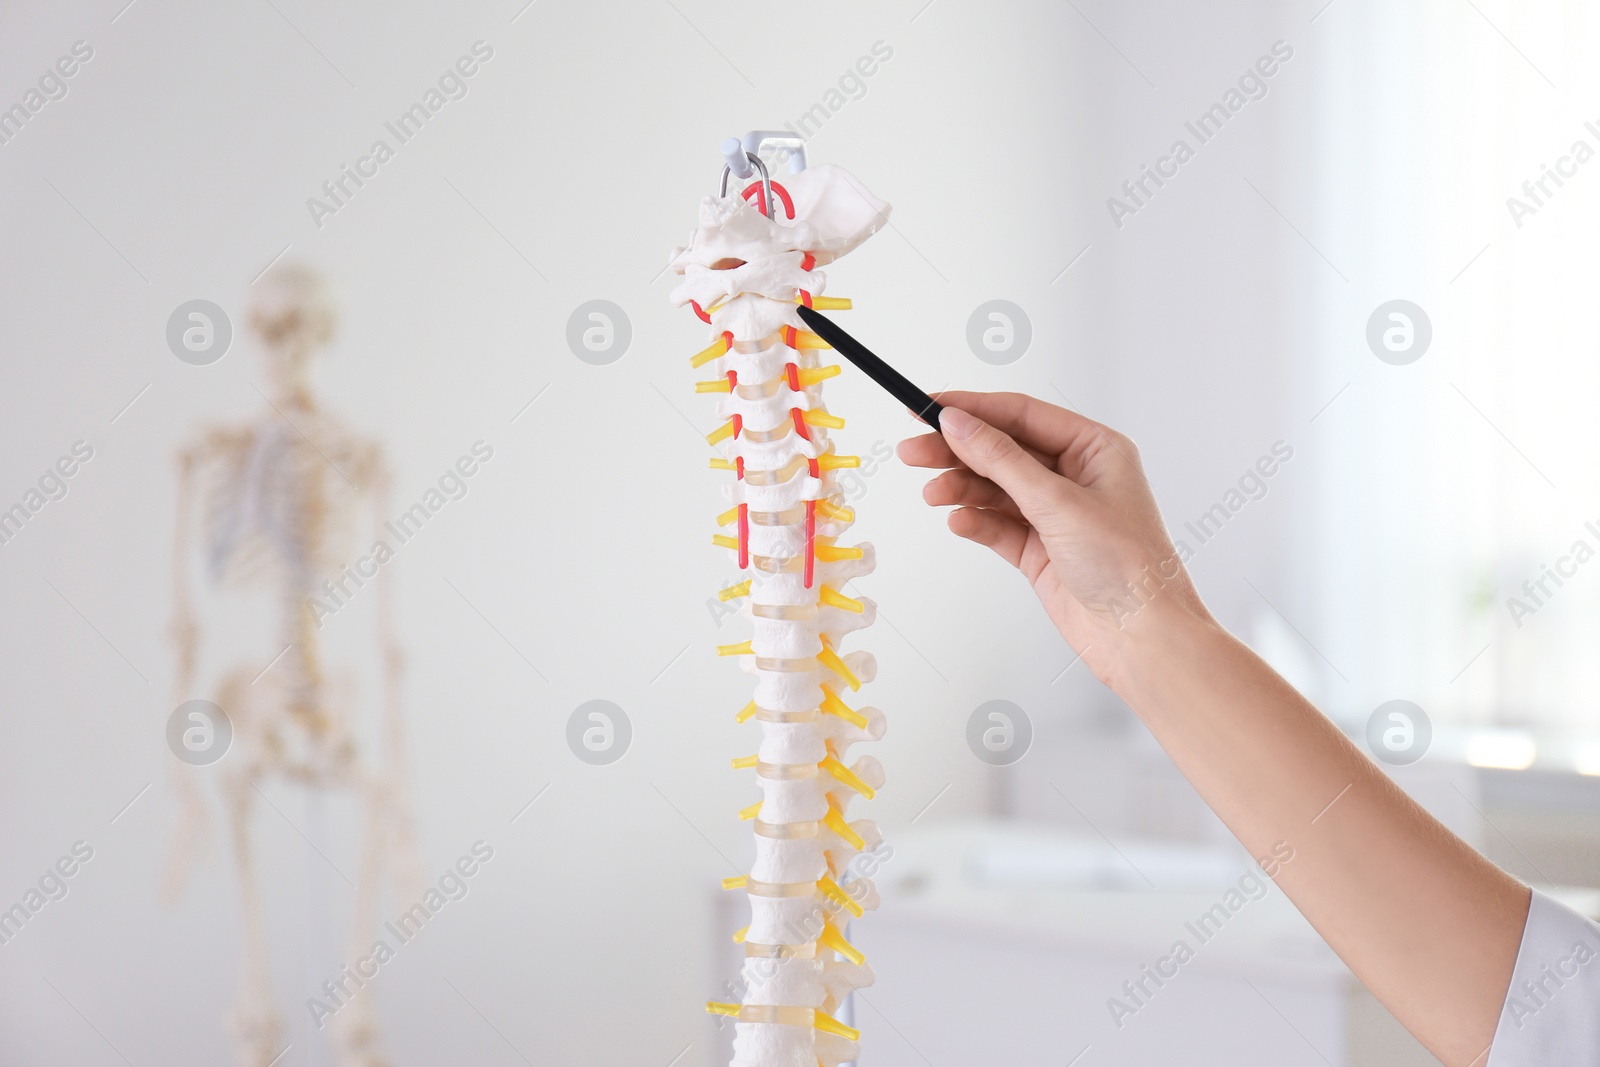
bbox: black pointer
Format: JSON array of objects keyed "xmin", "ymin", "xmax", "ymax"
[{"xmin": 795, "ymin": 305, "xmax": 943, "ymax": 432}]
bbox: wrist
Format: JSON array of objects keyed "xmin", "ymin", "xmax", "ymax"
[{"xmin": 1093, "ymin": 590, "xmax": 1223, "ymax": 700}]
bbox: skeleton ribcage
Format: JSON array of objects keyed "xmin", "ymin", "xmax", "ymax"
[{"xmin": 200, "ymin": 421, "xmax": 359, "ymax": 591}]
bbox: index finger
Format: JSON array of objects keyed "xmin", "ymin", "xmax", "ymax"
[
  {"xmin": 930, "ymin": 391, "xmax": 1107, "ymax": 451},
  {"xmin": 930, "ymin": 390, "xmax": 1118, "ymax": 481},
  {"xmin": 897, "ymin": 426, "xmax": 1055, "ymax": 471}
]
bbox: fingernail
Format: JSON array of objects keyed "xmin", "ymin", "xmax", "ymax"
[{"xmin": 941, "ymin": 406, "xmax": 978, "ymax": 440}]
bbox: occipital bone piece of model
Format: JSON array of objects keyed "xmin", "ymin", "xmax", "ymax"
[{"xmin": 670, "ymin": 162, "xmax": 891, "ymax": 1067}]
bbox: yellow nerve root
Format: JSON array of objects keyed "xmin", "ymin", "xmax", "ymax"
[
  {"xmin": 718, "ymin": 640, "xmax": 753, "ymax": 657},
  {"xmin": 797, "ymin": 364, "xmax": 842, "ymax": 386},
  {"xmin": 821, "ymin": 686, "xmax": 868, "ymax": 729},
  {"xmin": 818, "ymin": 876, "xmax": 865, "ymax": 918},
  {"xmin": 819, "ymin": 585, "xmax": 864, "ymax": 613},
  {"xmin": 690, "ymin": 335, "xmax": 732, "ymax": 368},
  {"xmin": 817, "ymin": 642, "xmax": 861, "ymax": 691},
  {"xmin": 821, "ymin": 756, "xmax": 875, "ymax": 800},
  {"xmin": 820, "ymin": 920, "xmax": 866, "ymax": 966},
  {"xmin": 719, "ymin": 580, "xmax": 752, "ymax": 601},
  {"xmin": 824, "ymin": 802, "xmax": 865, "ymax": 850},
  {"xmin": 791, "ymin": 330, "xmax": 832, "ymax": 351},
  {"xmin": 815, "ymin": 498, "xmax": 854, "ymax": 523}
]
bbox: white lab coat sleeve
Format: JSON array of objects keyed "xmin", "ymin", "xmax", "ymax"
[{"xmin": 1486, "ymin": 889, "xmax": 1600, "ymax": 1066}]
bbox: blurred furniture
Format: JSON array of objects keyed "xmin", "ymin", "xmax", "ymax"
[{"xmin": 843, "ymin": 820, "xmax": 1435, "ymax": 1066}]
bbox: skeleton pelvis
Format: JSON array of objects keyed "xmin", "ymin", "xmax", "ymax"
[{"xmin": 215, "ymin": 661, "xmax": 363, "ymax": 786}]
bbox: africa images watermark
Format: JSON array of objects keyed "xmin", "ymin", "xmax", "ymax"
[
  {"xmin": 771, "ymin": 40, "xmax": 895, "ymax": 160},
  {"xmin": 1503, "ymin": 930, "xmax": 1599, "ymax": 1033},
  {"xmin": 0, "ymin": 39, "xmax": 95, "ymax": 147},
  {"xmin": 1503, "ymin": 518, "xmax": 1600, "ymax": 628},
  {"xmin": 0, "ymin": 841, "xmax": 95, "ymax": 947},
  {"xmin": 0, "ymin": 439, "xmax": 95, "ymax": 547},
  {"xmin": 1106, "ymin": 39, "xmax": 1295, "ymax": 229},
  {"xmin": 309, "ymin": 441, "xmax": 494, "ymax": 627},
  {"xmin": 1104, "ymin": 441, "xmax": 1294, "ymax": 627},
  {"xmin": 306, "ymin": 40, "xmax": 494, "ymax": 229},
  {"xmin": 1106, "ymin": 840, "xmax": 1295, "ymax": 1029},
  {"xmin": 307, "ymin": 840, "xmax": 495, "ymax": 1029},
  {"xmin": 1505, "ymin": 119, "xmax": 1600, "ymax": 228}
]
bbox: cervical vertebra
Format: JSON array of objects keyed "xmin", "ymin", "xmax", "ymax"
[{"xmin": 670, "ymin": 162, "xmax": 890, "ymax": 1067}]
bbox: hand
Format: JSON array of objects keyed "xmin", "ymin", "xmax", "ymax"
[{"xmin": 899, "ymin": 391, "xmax": 1211, "ymax": 680}]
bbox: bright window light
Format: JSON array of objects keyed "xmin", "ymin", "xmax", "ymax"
[{"xmin": 1573, "ymin": 742, "xmax": 1600, "ymax": 777}]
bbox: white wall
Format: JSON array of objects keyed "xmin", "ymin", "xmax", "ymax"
[
  {"xmin": 0, "ymin": 2, "xmax": 1098, "ymax": 1063},
  {"xmin": 4, "ymin": 1, "xmax": 1580, "ymax": 1065}
]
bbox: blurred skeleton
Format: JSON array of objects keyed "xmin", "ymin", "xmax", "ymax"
[{"xmin": 167, "ymin": 264, "xmax": 421, "ymax": 1067}]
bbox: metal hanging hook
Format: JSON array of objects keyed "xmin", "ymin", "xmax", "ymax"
[{"xmin": 719, "ymin": 150, "xmax": 775, "ymax": 219}]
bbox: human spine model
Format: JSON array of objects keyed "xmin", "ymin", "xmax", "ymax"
[{"xmin": 670, "ymin": 159, "xmax": 891, "ymax": 1066}]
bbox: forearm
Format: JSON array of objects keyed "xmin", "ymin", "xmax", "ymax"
[{"xmin": 1102, "ymin": 601, "xmax": 1528, "ymax": 1066}]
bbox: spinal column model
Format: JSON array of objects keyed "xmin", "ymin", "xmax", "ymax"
[
  {"xmin": 167, "ymin": 264, "xmax": 421, "ymax": 1067},
  {"xmin": 670, "ymin": 159, "xmax": 891, "ymax": 1067}
]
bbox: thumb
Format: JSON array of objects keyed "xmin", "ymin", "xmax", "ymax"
[{"xmin": 938, "ymin": 406, "xmax": 1066, "ymax": 519}]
